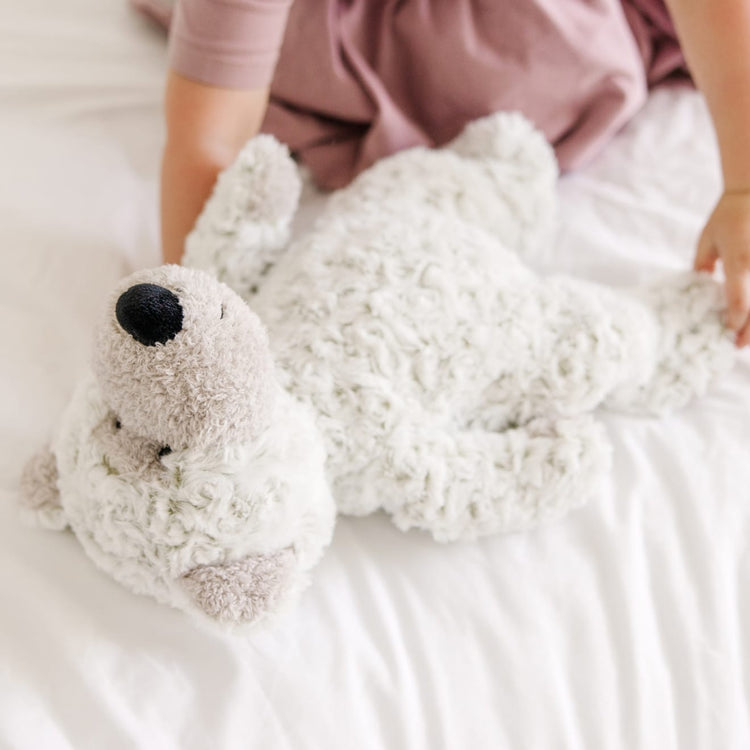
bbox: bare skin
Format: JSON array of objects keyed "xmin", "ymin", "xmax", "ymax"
[
  {"xmin": 665, "ymin": 0, "xmax": 750, "ymax": 346},
  {"xmin": 160, "ymin": 2, "xmax": 750, "ymax": 346},
  {"xmin": 161, "ymin": 71, "xmax": 269, "ymax": 264}
]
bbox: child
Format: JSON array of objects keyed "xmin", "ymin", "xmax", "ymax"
[{"xmin": 151, "ymin": 0, "xmax": 750, "ymax": 347}]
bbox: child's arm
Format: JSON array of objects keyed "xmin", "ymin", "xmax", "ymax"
[
  {"xmin": 160, "ymin": 0, "xmax": 293, "ymax": 263},
  {"xmin": 160, "ymin": 71, "xmax": 269, "ymax": 264},
  {"xmin": 666, "ymin": 0, "xmax": 750, "ymax": 346}
]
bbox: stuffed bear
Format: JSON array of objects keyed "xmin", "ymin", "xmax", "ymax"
[
  {"xmin": 184, "ymin": 112, "xmax": 735, "ymax": 541},
  {"xmin": 20, "ymin": 265, "xmax": 336, "ymax": 628},
  {"xmin": 20, "ymin": 112, "xmax": 735, "ymax": 627}
]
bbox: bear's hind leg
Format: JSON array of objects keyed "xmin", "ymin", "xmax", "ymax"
[
  {"xmin": 605, "ymin": 273, "xmax": 735, "ymax": 415},
  {"xmin": 362, "ymin": 415, "xmax": 611, "ymax": 542}
]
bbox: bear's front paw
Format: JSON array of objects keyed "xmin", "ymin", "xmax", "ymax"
[
  {"xmin": 183, "ymin": 135, "xmax": 301, "ymax": 298},
  {"xmin": 180, "ymin": 548, "xmax": 297, "ymax": 626}
]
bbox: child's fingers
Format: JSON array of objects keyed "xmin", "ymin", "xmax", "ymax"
[
  {"xmin": 736, "ymin": 317, "xmax": 750, "ymax": 347},
  {"xmin": 723, "ymin": 266, "xmax": 750, "ymax": 333},
  {"xmin": 694, "ymin": 229, "xmax": 718, "ymax": 272}
]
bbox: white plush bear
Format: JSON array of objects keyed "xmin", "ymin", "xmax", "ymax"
[
  {"xmin": 21, "ymin": 265, "xmax": 336, "ymax": 628},
  {"xmin": 185, "ymin": 112, "xmax": 735, "ymax": 541},
  {"xmin": 20, "ymin": 112, "xmax": 735, "ymax": 628}
]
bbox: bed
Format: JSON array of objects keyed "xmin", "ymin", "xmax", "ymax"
[{"xmin": 2, "ymin": 1, "xmax": 749, "ymax": 748}]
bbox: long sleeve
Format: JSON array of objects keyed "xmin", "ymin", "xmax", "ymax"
[{"xmin": 168, "ymin": 0, "xmax": 294, "ymax": 89}]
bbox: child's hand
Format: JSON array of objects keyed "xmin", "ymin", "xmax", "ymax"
[{"xmin": 694, "ymin": 190, "xmax": 750, "ymax": 347}]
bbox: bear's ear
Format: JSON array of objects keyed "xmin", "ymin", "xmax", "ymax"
[{"xmin": 19, "ymin": 445, "xmax": 68, "ymax": 531}]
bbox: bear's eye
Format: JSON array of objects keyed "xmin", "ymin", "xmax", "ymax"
[
  {"xmin": 114, "ymin": 418, "xmax": 122, "ymax": 430},
  {"xmin": 220, "ymin": 303, "xmax": 225, "ymax": 320},
  {"xmin": 158, "ymin": 445, "xmax": 172, "ymax": 459}
]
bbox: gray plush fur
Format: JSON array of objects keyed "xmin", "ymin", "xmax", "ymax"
[
  {"xmin": 94, "ymin": 265, "xmax": 276, "ymax": 452},
  {"xmin": 181, "ymin": 549, "xmax": 296, "ymax": 626},
  {"xmin": 19, "ymin": 445, "xmax": 66, "ymax": 530}
]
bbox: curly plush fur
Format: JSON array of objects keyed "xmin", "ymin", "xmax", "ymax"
[
  {"xmin": 185, "ymin": 112, "xmax": 735, "ymax": 541},
  {"xmin": 21, "ymin": 112, "xmax": 735, "ymax": 627}
]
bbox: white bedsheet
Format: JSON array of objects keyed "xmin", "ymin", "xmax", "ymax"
[{"xmin": 2, "ymin": 2, "xmax": 749, "ymax": 748}]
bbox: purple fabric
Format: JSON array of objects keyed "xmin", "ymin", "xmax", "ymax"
[
  {"xmin": 622, "ymin": 0, "xmax": 686, "ymax": 85},
  {"xmin": 168, "ymin": 0, "xmax": 293, "ymax": 90},
  {"xmin": 152, "ymin": 0, "xmax": 688, "ymax": 189}
]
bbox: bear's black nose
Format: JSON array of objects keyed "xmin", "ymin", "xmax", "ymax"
[{"xmin": 115, "ymin": 283, "xmax": 183, "ymax": 347}]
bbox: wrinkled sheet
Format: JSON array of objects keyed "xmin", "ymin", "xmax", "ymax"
[{"xmin": 1, "ymin": 2, "xmax": 749, "ymax": 749}]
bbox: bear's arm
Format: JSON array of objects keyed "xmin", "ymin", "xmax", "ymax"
[
  {"xmin": 183, "ymin": 136, "xmax": 301, "ymax": 300},
  {"xmin": 180, "ymin": 548, "xmax": 296, "ymax": 626}
]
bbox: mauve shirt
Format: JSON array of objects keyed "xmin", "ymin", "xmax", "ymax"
[{"xmin": 167, "ymin": 0, "xmax": 687, "ymax": 189}]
